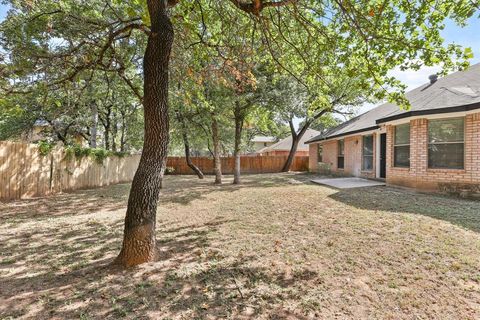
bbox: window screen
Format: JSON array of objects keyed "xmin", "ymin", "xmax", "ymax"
[
  {"xmin": 428, "ymin": 118, "xmax": 464, "ymax": 169},
  {"xmin": 394, "ymin": 124, "xmax": 410, "ymax": 167},
  {"xmin": 362, "ymin": 135, "xmax": 374, "ymax": 171}
]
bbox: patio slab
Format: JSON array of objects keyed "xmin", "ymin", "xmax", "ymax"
[{"xmin": 311, "ymin": 177, "xmax": 386, "ymax": 189}]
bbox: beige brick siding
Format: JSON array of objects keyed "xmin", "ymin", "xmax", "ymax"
[
  {"xmin": 309, "ymin": 133, "xmax": 377, "ymax": 178},
  {"xmin": 387, "ymin": 112, "xmax": 480, "ymax": 191},
  {"xmin": 308, "ymin": 143, "xmax": 318, "ymax": 171}
]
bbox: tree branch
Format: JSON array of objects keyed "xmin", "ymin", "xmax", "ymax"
[{"xmin": 228, "ymin": 0, "xmax": 296, "ymax": 15}]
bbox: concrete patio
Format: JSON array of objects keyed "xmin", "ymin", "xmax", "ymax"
[{"xmin": 311, "ymin": 177, "xmax": 386, "ymax": 189}]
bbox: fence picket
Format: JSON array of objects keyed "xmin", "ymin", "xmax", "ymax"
[{"xmin": 0, "ymin": 141, "xmax": 309, "ymax": 200}]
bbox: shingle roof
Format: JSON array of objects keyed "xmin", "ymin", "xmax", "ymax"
[
  {"xmin": 258, "ymin": 129, "xmax": 320, "ymax": 153},
  {"xmin": 307, "ymin": 63, "xmax": 480, "ymax": 143}
]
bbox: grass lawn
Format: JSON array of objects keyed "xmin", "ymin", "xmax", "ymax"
[{"xmin": 1, "ymin": 173, "xmax": 480, "ymax": 319}]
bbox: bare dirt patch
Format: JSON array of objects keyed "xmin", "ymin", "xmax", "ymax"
[{"xmin": 1, "ymin": 173, "xmax": 479, "ymax": 319}]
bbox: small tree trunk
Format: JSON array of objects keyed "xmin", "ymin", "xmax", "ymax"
[
  {"xmin": 120, "ymin": 111, "xmax": 127, "ymax": 152},
  {"xmin": 159, "ymin": 158, "xmax": 167, "ymax": 189},
  {"xmin": 211, "ymin": 113, "xmax": 222, "ymax": 184},
  {"xmin": 112, "ymin": 111, "xmax": 118, "ymax": 152},
  {"xmin": 233, "ymin": 102, "xmax": 244, "ymax": 185},
  {"xmin": 176, "ymin": 111, "xmax": 204, "ymax": 179},
  {"xmin": 282, "ymin": 109, "xmax": 330, "ymax": 172},
  {"xmin": 282, "ymin": 120, "xmax": 308, "ymax": 172},
  {"xmin": 282, "ymin": 137, "xmax": 301, "ymax": 172},
  {"xmin": 115, "ymin": 0, "xmax": 173, "ymax": 268},
  {"xmin": 90, "ymin": 104, "xmax": 98, "ymax": 148},
  {"xmin": 101, "ymin": 106, "xmax": 112, "ymax": 150},
  {"xmin": 185, "ymin": 140, "xmax": 204, "ymax": 179}
]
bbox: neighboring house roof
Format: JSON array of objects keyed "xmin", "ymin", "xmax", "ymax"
[
  {"xmin": 258, "ymin": 129, "xmax": 320, "ymax": 153},
  {"xmin": 307, "ymin": 63, "xmax": 480, "ymax": 143},
  {"xmin": 252, "ymin": 135, "xmax": 277, "ymax": 143}
]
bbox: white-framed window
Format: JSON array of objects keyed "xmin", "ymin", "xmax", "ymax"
[
  {"xmin": 394, "ymin": 123, "xmax": 410, "ymax": 167},
  {"xmin": 362, "ymin": 135, "xmax": 374, "ymax": 171},
  {"xmin": 337, "ymin": 139, "xmax": 344, "ymax": 169},
  {"xmin": 428, "ymin": 118, "xmax": 465, "ymax": 169}
]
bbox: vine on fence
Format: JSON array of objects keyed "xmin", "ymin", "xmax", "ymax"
[
  {"xmin": 37, "ymin": 142, "xmax": 129, "ymax": 164},
  {"xmin": 38, "ymin": 140, "xmax": 55, "ymax": 156},
  {"xmin": 65, "ymin": 145, "xmax": 129, "ymax": 163}
]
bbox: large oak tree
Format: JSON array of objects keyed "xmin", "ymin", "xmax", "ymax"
[{"xmin": 1, "ymin": 0, "xmax": 477, "ymax": 267}]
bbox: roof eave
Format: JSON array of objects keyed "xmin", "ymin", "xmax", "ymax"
[
  {"xmin": 376, "ymin": 101, "xmax": 480, "ymax": 124},
  {"xmin": 306, "ymin": 125, "xmax": 380, "ymax": 144}
]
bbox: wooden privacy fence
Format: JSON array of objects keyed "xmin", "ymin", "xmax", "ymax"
[
  {"xmin": 0, "ymin": 141, "xmax": 141, "ymax": 200},
  {"xmin": 166, "ymin": 155, "xmax": 309, "ymax": 175},
  {"xmin": 0, "ymin": 141, "xmax": 309, "ymax": 200}
]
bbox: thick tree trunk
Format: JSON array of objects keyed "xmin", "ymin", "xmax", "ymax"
[
  {"xmin": 233, "ymin": 102, "xmax": 243, "ymax": 185},
  {"xmin": 176, "ymin": 111, "xmax": 204, "ymax": 179},
  {"xmin": 115, "ymin": 1, "xmax": 173, "ymax": 267},
  {"xmin": 211, "ymin": 113, "xmax": 222, "ymax": 184}
]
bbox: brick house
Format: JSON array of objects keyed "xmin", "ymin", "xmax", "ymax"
[{"xmin": 306, "ymin": 63, "xmax": 480, "ymax": 193}]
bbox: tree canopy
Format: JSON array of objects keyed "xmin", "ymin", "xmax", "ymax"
[{"xmin": 1, "ymin": 0, "xmax": 477, "ymax": 105}]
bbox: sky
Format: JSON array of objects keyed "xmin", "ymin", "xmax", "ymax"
[{"xmin": 1, "ymin": 4, "xmax": 479, "ymax": 117}]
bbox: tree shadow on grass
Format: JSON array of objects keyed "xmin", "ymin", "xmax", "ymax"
[
  {"xmin": 160, "ymin": 172, "xmax": 314, "ymax": 206},
  {"xmin": 0, "ymin": 173, "xmax": 313, "ymax": 221},
  {"xmin": 0, "ymin": 214, "xmax": 317, "ymax": 319},
  {"xmin": 131, "ymin": 257, "xmax": 318, "ymax": 319},
  {"xmin": 0, "ymin": 183, "xmax": 130, "ymax": 223},
  {"xmin": 0, "ymin": 216, "xmax": 226, "ymax": 318},
  {"xmin": 328, "ymin": 186, "xmax": 480, "ymax": 233}
]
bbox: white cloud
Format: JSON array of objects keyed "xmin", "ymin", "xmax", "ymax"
[
  {"xmin": 356, "ymin": 65, "xmax": 441, "ymax": 114},
  {"xmin": 389, "ymin": 65, "xmax": 443, "ymax": 91}
]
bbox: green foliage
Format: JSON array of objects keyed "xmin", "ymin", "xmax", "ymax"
[
  {"xmin": 64, "ymin": 145, "xmax": 129, "ymax": 163},
  {"xmin": 91, "ymin": 148, "xmax": 110, "ymax": 164},
  {"xmin": 0, "ymin": 98, "xmax": 35, "ymax": 140},
  {"xmin": 73, "ymin": 145, "xmax": 93, "ymax": 158},
  {"xmin": 0, "ymin": 2, "xmax": 145, "ymax": 149},
  {"xmin": 37, "ymin": 140, "xmax": 55, "ymax": 156}
]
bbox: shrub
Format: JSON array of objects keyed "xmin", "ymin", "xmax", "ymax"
[
  {"xmin": 74, "ymin": 145, "xmax": 92, "ymax": 158},
  {"xmin": 91, "ymin": 148, "xmax": 111, "ymax": 164},
  {"xmin": 38, "ymin": 140, "xmax": 55, "ymax": 156}
]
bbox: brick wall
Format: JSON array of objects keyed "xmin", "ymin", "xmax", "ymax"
[
  {"xmin": 308, "ymin": 112, "xmax": 480, "ymax": 196},
  {"xmin": 386, "ymin": 112, "xmax": 480, "ymax": 194},
  {"xmin": 320, "ymin": 140, "xmax": 338, "ymax": 171},
  {"xmin": 308, "ymin": 143, "xmax": 318, "ymax": 171},
  {"xmin": 309, "ymin": 133, "xmax": 377, "ymax": 178}
]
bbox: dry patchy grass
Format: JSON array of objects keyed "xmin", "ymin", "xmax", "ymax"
[{"xmin": 1, "ymin": 173, "xmax": 480, "ymax": 319}]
